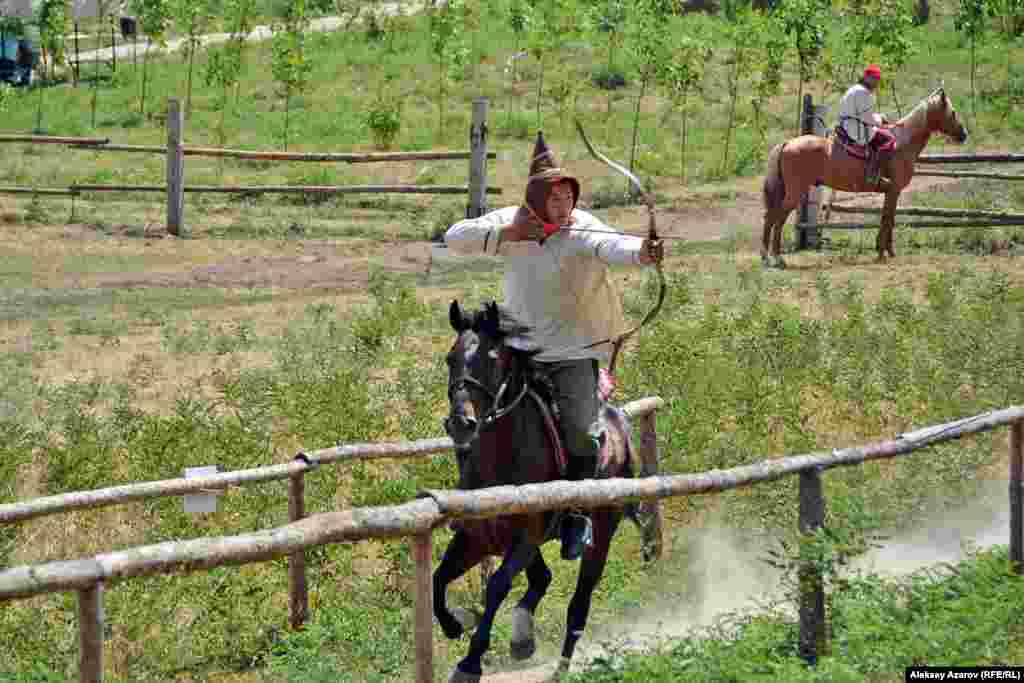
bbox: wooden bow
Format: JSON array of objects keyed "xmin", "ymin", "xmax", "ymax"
[{"xmin": 575, "ymin": 120, "xmax": 667, "ymax": 378}]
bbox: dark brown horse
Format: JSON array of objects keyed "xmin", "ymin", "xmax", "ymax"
[
  {"xmin": 762, "ymin": 87, "xmax": 968, "ymax": 267},
  {"xmin": 436, "ymin": 300, "xmax": 657, "ymax": 683}
]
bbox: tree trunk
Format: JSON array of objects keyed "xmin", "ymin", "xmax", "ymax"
[
  {"xmin": 913, "ymin": 0, "xmax": 929, "ymax": 25},
  {"xmin": 970, "ymin": 37, "xmax": 976, "ymax": 124},
  {"xmin": 284, "ymin": 88, "xmax": 291, "ymax": 151},
  {"xmin": 536, "ymin": 57, "xmax": 545, "ymax": 130},
  {"xmin": 628, "ymin": 72, "xmax": 648, "ymax": 198},
  {"xmin": 795, "ymin": 74, "xmax": 804, "ymax": 138},
  {"xmin": 680, "ymin": 87, "xmax": 688, "ymax": 183},
  {"xmin": 725, "ymin": 55, "xmax": 741, "ymax": 175},
  {"xmin": 186, "ymin": 37, "xmax": 196, "ymax": 118}
]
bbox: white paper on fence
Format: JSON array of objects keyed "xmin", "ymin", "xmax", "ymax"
[{"xmin": 183, "ymin": 465, "xmax": 220, "ymax": 514}]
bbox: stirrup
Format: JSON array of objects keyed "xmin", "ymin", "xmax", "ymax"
[{"xmin": 560, "ymin": 512, "xmax": 594, "ymax": 560}]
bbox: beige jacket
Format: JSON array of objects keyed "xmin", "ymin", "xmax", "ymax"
[{"xmin": 444, "ymin": 206, "xmax": 646, "ymax": 363}]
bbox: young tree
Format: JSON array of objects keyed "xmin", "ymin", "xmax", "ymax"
[
  {"xmin": 131, "ymin": 0, "xmax": 169, "ymax": 117},
  {"xmin": 427, "ymin": 0, "xmax": 469, "ymax": 141},
  {"xmin": 659, "ymin": 15, "xmax": 708, "ymax": 183},
  {"xmin": 720, "ymin": 8, "xmax": 758, "ymax": 175},
  {"xmin": 270, "ymin": 0, "xmax": 313, "ymax": 150},
  {"xmin": 625, "ymin": 0, "xmax": 672, "ymax": 190},
  {"xmin": 34, "ymin": 0, "xmax": 67, "ymax": 131},
  {"xmin": 170, "ymin": 0, "xmax": 214, "ymax": 118},
  {"xmin": 859, "ymin": 0, "xmax": 915, "ymax": 116},
  {"xmin": 748, "ymin": 10, "xmax": 787, "ymax": 160},
  {"xmin": 37, "ymin": 0, "xmax": 66, "ymax": 83},
  {"xmin": 955, "ymin": 0, "xmax": 990, "ymax": 123},
  {"xmin": 225, "ymin": 0, "xmax": 256, "ymax": 106},
  {"xmin": 591, "ymin": 0, "xmax": 627, "ymax": 115},
  {"xmin": 778, "ymin": 0, "xmax": 830, "ymax": 133},
  {"xmin": 524, "ymin": 0, "xmax": 581, "ymax": 131}
]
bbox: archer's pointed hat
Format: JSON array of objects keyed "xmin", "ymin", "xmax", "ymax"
[{"xmin": 525, "ymin": 131, "xmax": 579, "ymax": 221}]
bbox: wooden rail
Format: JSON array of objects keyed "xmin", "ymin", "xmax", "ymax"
[
  {"xmin": 826, "ymin": 205, "xmax": 1024, "ymax": 221},
  {"xmin": 64, "ymin": 184, "xmax": 503, "ymax": 195},
  {"xmin": 65, "ymin": 143, "xmax": 502, "ymax": 163},
  {"xmin": 917, "ymin": 153, "xmax": 1024, "ymax": 164},
  {"xmin": 1, "ymin": 404, "xmax": 1022, "ymax": 682},
  {"xmin": 914, "ymin": 170, "xmax": 1024, "ymax": 181},
  {"xmin": 0, "ymin": 97, "xmax": 500, "ymax": 230}
]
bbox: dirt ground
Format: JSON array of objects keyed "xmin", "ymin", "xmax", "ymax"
[{"xmin": 21, "ymin": 173, "xmax": 965, "ymax": 295}]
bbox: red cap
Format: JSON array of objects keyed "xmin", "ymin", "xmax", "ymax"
[{"xmin": 864, "ymin": 64, "xmax": 882, "ymax": 80}]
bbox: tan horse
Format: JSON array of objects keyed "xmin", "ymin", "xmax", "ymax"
[{"xmin": 761, "ymin": 88, "xmax": 969, "ymax": 268}]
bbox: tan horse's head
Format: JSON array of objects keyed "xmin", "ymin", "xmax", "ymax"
[{"xmin": 924, "ymin": 88, "xmax": 968, "ymax": 143}]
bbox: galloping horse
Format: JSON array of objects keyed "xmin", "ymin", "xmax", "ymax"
[
  {"xmin": 436, "ymin": 300, "xmax": 657, "ymax": 683},
  {"xmin": 761, "ymin": 87, "xmax": 969, "ymax": 267}
]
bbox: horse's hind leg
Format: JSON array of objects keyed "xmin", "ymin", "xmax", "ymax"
[
  {"xmin": 452, "ymin": 540, "xmax": 539, "ymax": 682},
  {"xmin": 556, "ymin": 508, "xmax": 624, "ymax": 676},
  {"xmin": 762, "ymin": 208, "xmax": 792, "ymax": 268},
  {"xmin": 434, "ymin": 530, "xmax": 486, "ymax": 641},
  {"xmin": 510, "ymin": 552, "xmax": 553, "ymax": 660}
]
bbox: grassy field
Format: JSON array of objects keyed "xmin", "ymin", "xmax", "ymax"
[{"xmin": 1, "ymin": 0, "xmax": 1023, "ymax": 680}]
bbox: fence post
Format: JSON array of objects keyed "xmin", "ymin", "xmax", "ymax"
[
  {"xmin": 466, "ymin": 97, "xmax": 489, "ymax": 219},
  {"xmin": 636, "ymin": 409, "xmax": 664, "ymax": 561},
  {"xmin": 166, "ymin": 98, "xmax": 185, "ymax": 237},
  {"xmin": 413, "ymin": 531, "xmax": 434, "ymax": 683},
  {"xmin": 1011, "ymin": 421, "xmax": 1023, "ymax": 574},
  {"xmin": 798, "ymin": 466, "xmax": 827, "ymax": 665},
  {"xmin": 797, "ymin": 95, "xmax": 828, "ymax": 251},
  {"xmin": 79, "ymin": 582, "xmax": 104, "ymax": 683},
  {"xmin": 289, "ymin": 472, "xmax": 309, "ymax": 629}
]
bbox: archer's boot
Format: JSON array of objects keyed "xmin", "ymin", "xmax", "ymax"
[{"xmin": 560, "ymin": 455, "xmax": 597, "ymax": 561}]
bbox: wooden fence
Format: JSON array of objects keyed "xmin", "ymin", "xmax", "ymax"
[
  {"xmin": 1, "ymin": 402, "xmax": 1022, "ymax": 682},
  {"xmin": 0, "ymin": 97, "xmax": 502, "ymax": 235},
  {"xmin": 794, "ymin": 95, "xmax": 1024, "ymax": 246}
]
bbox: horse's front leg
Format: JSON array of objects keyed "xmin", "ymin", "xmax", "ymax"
[
  {"xmin": 510, "ymin": 551, "xmax": 553, "ymax": 660},
  {"xmin": 883, "ymin": 190, "xmax": 900, "ymax": 258},
  {"xmin": 434, "ymin": 530, "xmax": 486, "ymax": 641},
  {"xmin": 556, "ymin": 508, "xmax": 623, "ymax": 678},
  {"xmin": 451, "ymin": 540, "xmax": 539, "ymax": 683}
]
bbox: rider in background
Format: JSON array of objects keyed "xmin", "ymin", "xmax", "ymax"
[
  {"xmin": 444, "ymin": 131, "xmax": 663, "ymax": 561},
  {"xmin": 837, "ymin": 64, "xmax": 896, "ymax": 187}
]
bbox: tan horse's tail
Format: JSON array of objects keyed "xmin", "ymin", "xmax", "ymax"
[{"xmin": 762, "ymin": 141, "xmax": 786, "ymax": 210}]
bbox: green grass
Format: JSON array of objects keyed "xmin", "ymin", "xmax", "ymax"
[
  {"xmin": 2, "ymin": 258, "xmax": 1024, "ymax": 679},
  {"xmin": 568, "ymin": 546, "xmax": 1024, "ymax": 682}
]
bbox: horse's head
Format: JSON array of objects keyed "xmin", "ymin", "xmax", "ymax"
[
  {"xmin": 444, "ymin": 300, "xmax": 530, "ymax": 486},
  {"xmin": 926, "ymin": 87, "xmax": 968, "ymax": 144}
]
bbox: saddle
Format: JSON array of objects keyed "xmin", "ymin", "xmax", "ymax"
[
  {"xmin": 522, "ymin": 360, "xmax": 631, "ymax": 481},
  {"xmin": 833, "ymin": 125, "xmax": 896, "ymax": 161}
]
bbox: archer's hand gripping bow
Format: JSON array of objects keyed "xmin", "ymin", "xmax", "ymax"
[{"xmin": 575, "ymin": 120, "xmax": 667, "ymax": 381}]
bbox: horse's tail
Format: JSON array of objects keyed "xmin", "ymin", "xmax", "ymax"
[{"xmin": 762, "ymin": 141, "xmax": 787, "ymax": 210}]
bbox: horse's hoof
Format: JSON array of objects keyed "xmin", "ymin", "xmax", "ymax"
[
  {"xmin": 451, "ymin": 607, "xmax": 482, "ymax": 632},
  {"xmin": 510, "ymin": 607, "xmax": 536, "ymax": 661},
  {"xmin": 548, "ymin": 656, "xmax": 572, "ymax": 681},
  {"xmin": 448, "ymin": 668, "xmax": 482, "ymax": 683}
]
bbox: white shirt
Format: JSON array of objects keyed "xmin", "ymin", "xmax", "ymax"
[
  {"xmin": 444, "ymin": 206, "xmax": 646, "ymax": 363},
  {"xmin": 837, "ymin": 83, "xmax": 881, "ymax": 145}
]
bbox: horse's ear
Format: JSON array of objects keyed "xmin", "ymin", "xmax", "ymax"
[
  {"xmin": 449, "ymin": 300, "xmax": 466, "ymax": 332},
  {"xmin": 486, "ymin": 301, "xmax": 500, "ymax": 327}
]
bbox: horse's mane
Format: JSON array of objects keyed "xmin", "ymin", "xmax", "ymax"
[
  {"xmin": 901, "ymin": 89, "xmax": 945, "ymax": 129},
  {"xmin": 471, "ymin": 303, "xmax": 538, "ymax": 352}
]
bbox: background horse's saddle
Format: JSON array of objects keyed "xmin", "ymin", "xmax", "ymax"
[{"xmin": 834, "ymin": 125, "xmax": 895, "ymax": 161}]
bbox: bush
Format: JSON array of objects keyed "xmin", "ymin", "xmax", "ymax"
[{"xmin": 365, "ymin": 95, "xmax": 402, "ymax": 149}]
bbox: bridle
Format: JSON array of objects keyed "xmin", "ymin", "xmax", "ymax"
[{"xmin": 444, "ymin": 336, "xmax": 529, "ymax": 450}]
